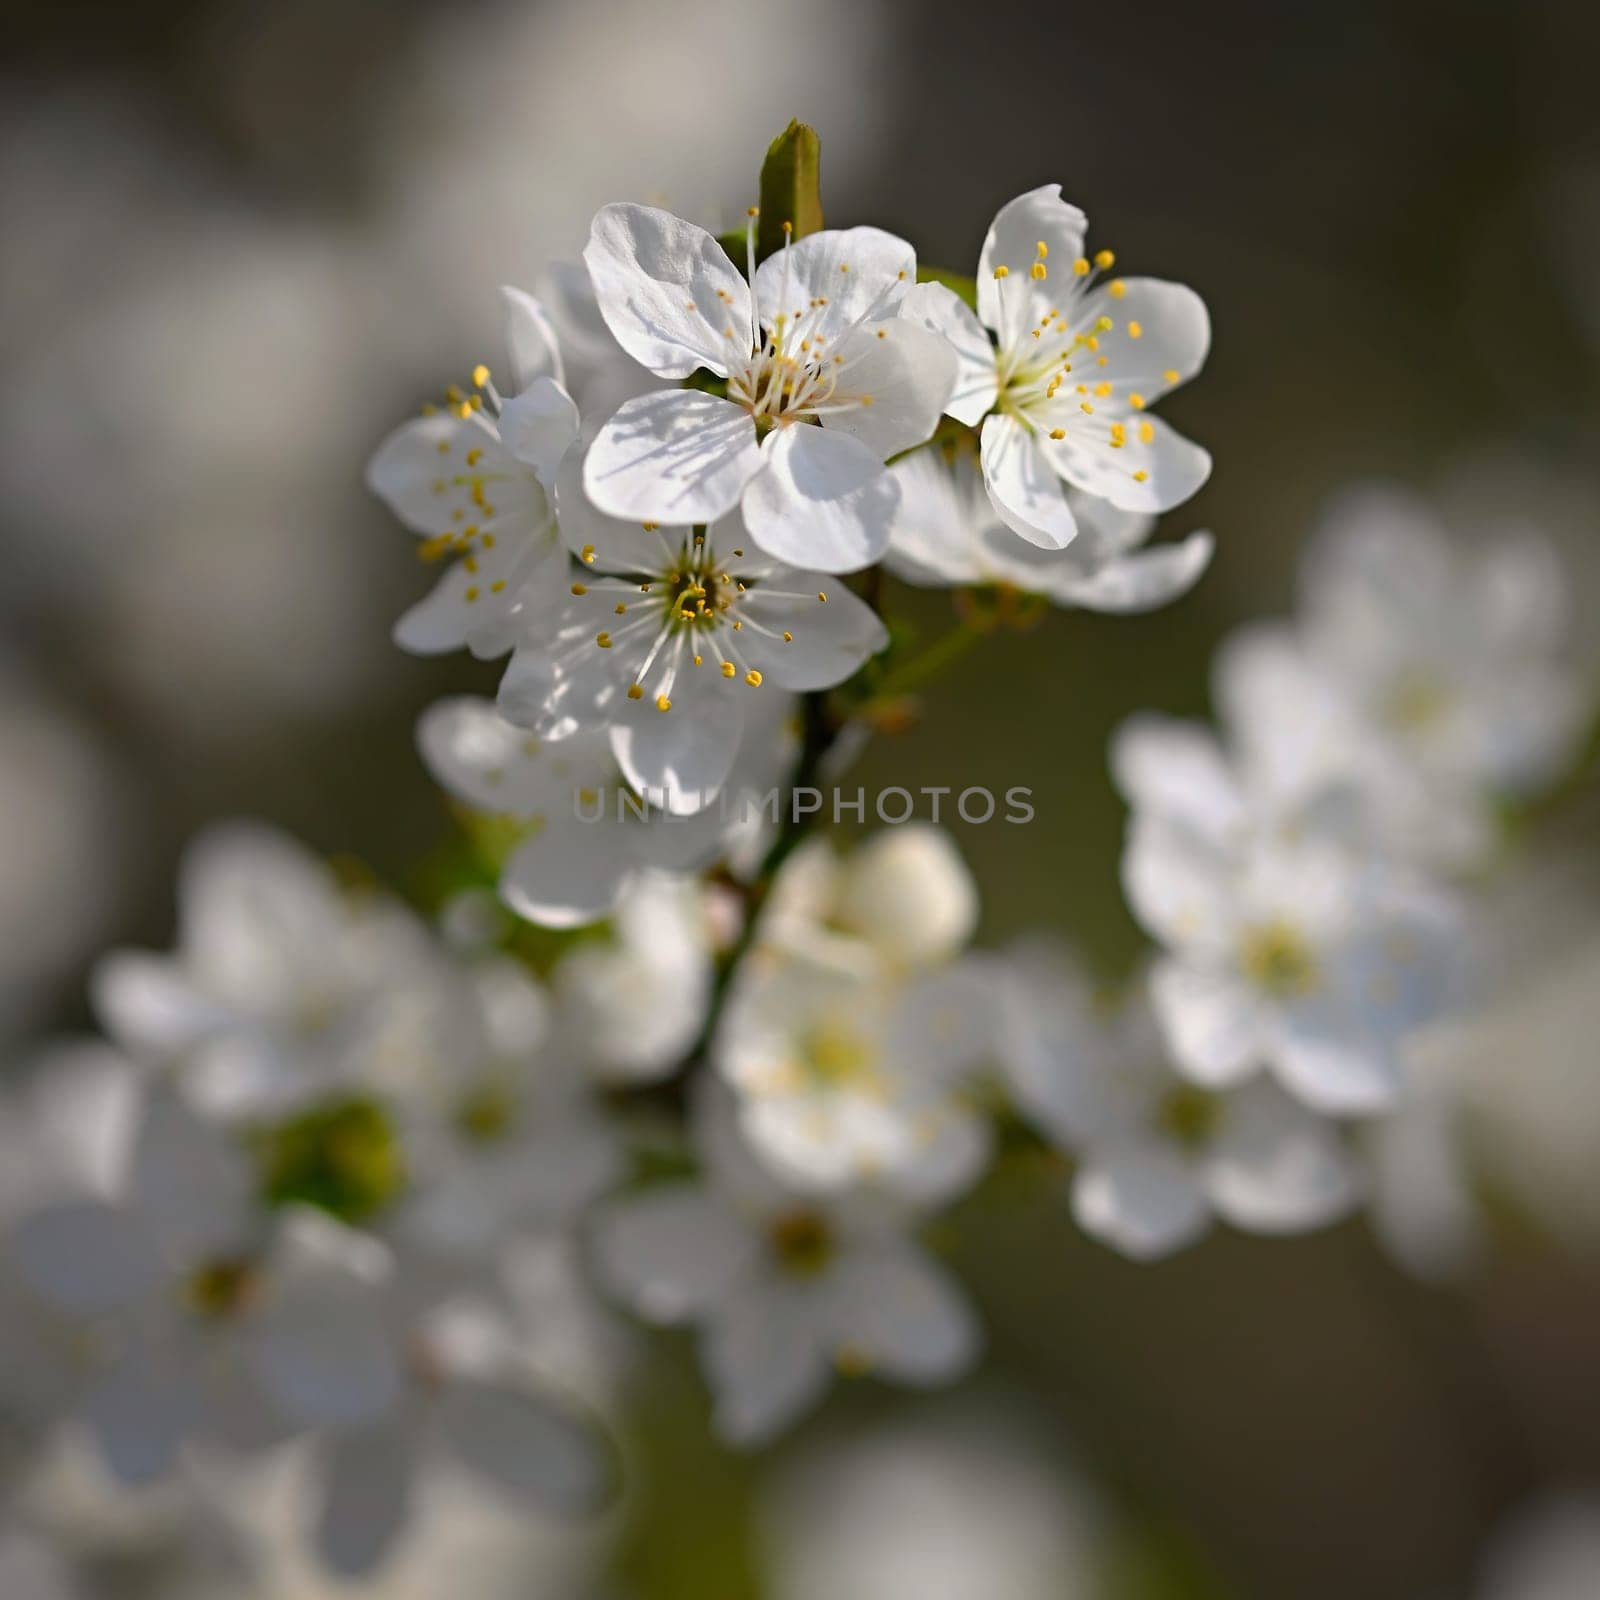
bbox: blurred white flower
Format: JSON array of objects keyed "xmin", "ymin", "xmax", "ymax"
[
  {"xmin": 1114, "ymin": 715, "xmax": 1462, "ymax": 1115},
  {"xmin": 93, "ymin": 823, "xmax": 437, "ymax": 1120},
  {"xmin": 417, "ymin": 693, "xmax": 796, "ymax": 926},
  {"xmin": 299, "ymin": 1287, "xmax": 613, "ymax": 1578},
  {"xmin": 593, "ymin": 1083, "xmax": 979, "ymax": 1446},
  {"xmin": 760, "ymin": 1398, "xmax": 1105, "ymax": 1600},
  {"xmin": 549, "ymin": 874, "xmax": 714, "ymax": 1084},
  {"xmin": 899, "ymin": 184, "xmax": 1210, "ymax": 549},
  {"xmin": 886, "ymin": 443, "xmax": 1212, "ymax": 612},
  {"xmin": 715, "ymin": 954, "xmax": 994, "ymax": 1202},
  {"xmin": 582, "ymin": 206, "xmax": 953, "ymax": 573},
  {"xmin": 498, "ymin": 450, "xmax": 884, "ymax": 814},
  {"xmin": 1000, "ymin": 944, "xmax": 1360, "ymax": 1260},
  {"xmin": 0, "ymin": 1058, "xmax": 347, "ymax": 1484},
  {"xmin": 759, "ymin": 824, "xmax": 979, "ymax": 977}
]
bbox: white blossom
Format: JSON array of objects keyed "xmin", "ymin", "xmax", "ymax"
[
  {"xmin": 582, "ymin": 205, "xmax": 956, "ymax": 572},
  {"xmin": 592, "ymin": 1084, "xmax": 979, "ymax": 1446},
  {"xmin": 887, "ymin": 442, "xmax": 1212, "ymax": 612},
  {"xmin": 1000, "ymin": 944, "xmax": 1360, "ymax": 1259},
  {"xmin": 496, "ymin": 448, "xmax": 884, "ymax": 813},
  {"xmin": 899, "ymin": 184, "xmax": 1210, "ymax": 549}
]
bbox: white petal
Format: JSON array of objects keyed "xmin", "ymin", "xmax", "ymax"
[
  {"xmin": 820, "ymin": 319, "xmax": 958, "ymax": 460},
  {"xmin": 836, "ymin": 825, "xmax": 978, "ymax": 968},
  {"xmin": 496, "ymin": 375, "xmax": 579, "ymax": 487},
  {"xmin": 1049, "ymin": 531, "xmax": 1214, "ymax": 613},
  {"xmin": 821, "ymin": 1244, "xmax": 981, "ymax": 1384},
  {"xmin": 703, "ymin": 1282, "xmax": 830, "ymax": 1447},
  {"xmin": 1071, "ymin": 1140, "xmax": 1211, "ymax": 1260},
  {"xmin": 498, "ymin": 814, "xmax": 633, "ymax": 929},
  {"xmin": 416, "ymin": 696, "xmax": 604, "ymax": 817},
  {"xmin": 496, "ymin": 616, "xmax": 623, "ymax": 740},
  {"xmin": 743, "ymin": 425, "xmax": 899, "ymax": 574},
  {"xmin": 1120, "ymin": 814, "xmax": 1241, "ymax": 957},
  {"xmin": 584, "ymin": 202, "xmax": 748, "ymax": 378},
  {"xmin": 584, "ymin": 389, "xmax": 762, "ymax": 523},
  {"xmin": 753, "ymin": 226, "xmax": 916, "ymax": 346},
  {"xmin": 978, "ymin": 185, "xmax": 1089, "ymax": 330},
  {"xmin": 1203, "ymin": 1082, "xmax": 1361, "ymax": 1233},
  {"xmin": 1110, "ymin": 714, "xmax": 1245, "ymax": 841},
  {"xmin": 129, "ymin": 1090, "xmax": 253, "ymax": 1258},
  {"xmin": 609, "ymin": 662, "xmax": 745, "ymax": 816},
  {"xmin": 314, "ymin": 1420, "xmax": 415, "ymax": 1578},
  {"xmin": 1075, "ymin": 277, "xmax": 1210, "ymax": 396},
  {"xmin": 555, "ymin": 446, "xmax": 681, "ymax": 570},
  {"xmin": 1269, "ymin": 1012, "xmax": 1404, "ymax": 1116},
  {"xmin": 394, "ymin": 522, "xmax": 562, "ymax": 661},
  {"xmin": 980, "ymin": 413, "xmax": 1077, "ymax": 550},
  {"xmin": 738, "ymin": 576, "xmax": 887, "ymax": 692},
  {"xmin": 8, "ymin": 1199, "xmax": 162, "ymax": 1317},
  {"xmin": 898, "ymin": 280, "xmax": 999, "ymax": 426},
  {"xmin": 1148, "ymin": 959, "xmax": 1265, "ymax": 1087},
  {"xmin": 83, "ymin": 1328, "xmax": 196, "ymax": 1485},
  {"xmin": 501, "ymin": 284, "xmax": 566, "ymax": 392},
  {"xmin": 1044, "ymin": 411, "xmax": 1211, "ymax": 515},
  {"xmin": 366, "ymin": 410, "xmax": 501, "ymax": 536},
  {"xmin": 91, "ymin": 953, "xmax": 232, "ymax": 1062},
  {"xmin": 885, "ymin": 448, "xmax": 987, "ymax": 587},
  {"xmin": 5, "ymin": 1039, "xmax": 141, "ymax": 1199},
  {"xmin": 250, "ymin": 1242, "xmax": 400, "ymax": 1429},
  {"xmin": 591, "ymin": 1186, "xmax": 759, "ymax": 1323},
  {"xmin": 439, "ymin": 1379, "xmax": 615, "ymax": 1513}
]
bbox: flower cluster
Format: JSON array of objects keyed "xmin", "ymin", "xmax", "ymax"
[{"xmin": 3, "ymin": 121, "xmax": 1594, "ymax": 1589}]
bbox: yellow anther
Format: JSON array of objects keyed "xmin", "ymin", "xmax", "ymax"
[
  {"xmin": 1139, "ymin": 421, "xmax": 1155, "ymax": 444},
  {"xmin": 693, "ymin": 655, "xmax": 703, "ymax": 665},
  {"xmin": 1080, "ymin": 401, "xmax": 1095, "ymax": 414},
  {"xmin": 817, "ymin": 591, "xmax": 828, "ymax": 603},
  {"xmin": 471, "ymin": 364, "xmax": 490, "ymax": 387},
  {"xmin": 1132, "ymin": 469, "xmax": 1149, "ymax": 482},
  {"xmin": 745, "ymin": 670, "xmax": 763, "ymax": 687},
  {"xmin": 1109, "ymin": 279, "xmax": 1127, "ymax": 299},
  {"xmin": 747, "ymin": 206, "xmax": 759, "ymax": 217},
  {"xmin": 642, "ymin": 521, "xmax": 659, "ymax": 531},
  {"xmin": 445, "ymin": 385, "xmax": 464, "ymax": 403},
  {"xmin": 481, "ymin": 532, "xmax": 495, "ymax": 547},
  {"xmin": 656, "ymin": 694, "xmax": 671, "ymax": 712},
  {"xmin": 782, "ymin": 219, "xmax": 793, "ymax": 234},
  {"xmin": 614, "ymin": 603, "xmax": 627, "ymax": 615},
  {"xmin": 626, "ymin": 684, "xmax": 643, "ymax": 700},
  {"xmin": 596, "ymin": 632, "xmax": 612, "ymax": 648},
  {"xmin": 1095, "ymin": 249, "xmax": 1115, "ymax": 269},
  {"xmin": 1036, "ymin": 240, "xmax": 1049, "ymax": 258},
  {"xmin": 1164, "ymin": 368, "xmax": 1180, "ymax": 383},
  {"xmin": 1049, "ymin": 428, "xmax": 1066, "ymax": 439},
  {"xmin": 466, "ymin": 448, "xmax": 483, "ymax": 465},
  {"xmin": 1095, "ymin": 381, "xmax": 1113, "ymax": 396},
  {"xmin": 454, "ymin": 402, "xmax": 472, "ymax": 420},
  {"xmin": 1129, "ymin": 392, "xmax": 1146, "ymax": 409},
  {"xmin": 581, "ymin": 544, "xmax": 596, "ymax": 564},
  {"xmin": 782, "ymin": 631, "xmax": 793, "ymax": 642},
  {"xmin": 571, "ymin": 582, "xmax": 588, "ymax": 596},
  {"xmin": 464, "ymin": 586, "xmax": 479, "ymax": 602},
  {"xmin": 463, "ymin": 555, "xmax": 479, "ymax": 573},
  {"xmin": 993, "ymin": 265, "xmax": 1010, "ymax": 279},
  {"xmin": 1127, "ymin": 321, "xmax": 1144, "ymax": 339},
  {"xmin": 721, "ymin": 661, "xmax": 736, "ymax": 678},
  {"xmin": 1030, "ymin": 262, "xmax": 1047, "ymax": 280},
  {"xmin": 490, "ymin": 580, "xmax": 506, "ymax": 593},
  {"xmin": 1096, "ymin": 315, "xmax": 1114, "ymax": 332},
  {"xmin": 876, "ymin": 328, "xmax": 887, "ymax": 339},
  {"xmin": 1072, "ymin": 257, "xmax": 1090, "ymax": 276}
]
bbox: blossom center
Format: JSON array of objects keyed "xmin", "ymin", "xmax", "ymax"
[
  {"xmin": 1240, "ymin": 920, "xmax": 1320, "ymax": 998},
  {"xmin": 1156, "ymin": 1083, "xmax": 1222, "ymax": 1147},
  {"xmin": 768, "ymin": 1209, "xmax": 834, "ymax": 1277}
]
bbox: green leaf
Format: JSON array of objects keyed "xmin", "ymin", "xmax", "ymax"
[
  {"xmin": 757, "ymin": 119, "xmax": 823, "ymax": 262},
  {"xmin": 916, "ymin": 264, "xmax": 978, "ymax": 311}
]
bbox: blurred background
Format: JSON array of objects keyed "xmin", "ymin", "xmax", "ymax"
[{"xmin": 3, "ymin": 1, "xmax": 1599, "ymax": 1595}]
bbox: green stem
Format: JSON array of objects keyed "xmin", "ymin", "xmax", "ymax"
[{"xmin": 869, "ymin": 618, "xmax": 987, "ymax": 702}]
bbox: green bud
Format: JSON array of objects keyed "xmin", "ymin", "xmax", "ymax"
[
  {"xmin": 253, "ymin": 1095, "xmax": 405, "ymax": 1226},
  {"xmin": 758, "ymin": 119, "xmax": 823, "ymax": 262}
]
